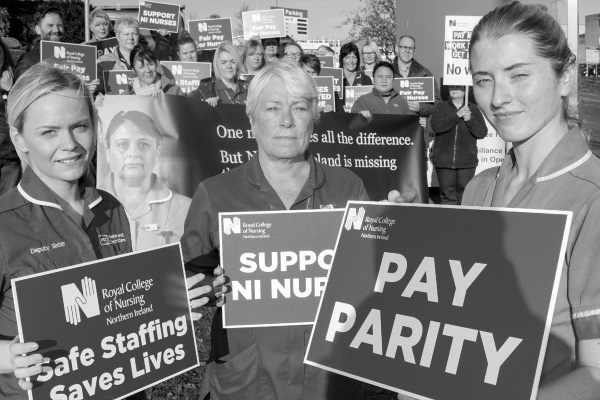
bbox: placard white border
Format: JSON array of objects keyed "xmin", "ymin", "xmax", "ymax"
[
  {"xmin": 304, "ymin": 201, "xmax": 572, "ymax": 400},
  {"xmin": 219, "ymin": 208, "xmax": 345, "ymax": 329},
  {"xmin": 12, "ymin": 242, "xmax": 200, "ymax": 400}
]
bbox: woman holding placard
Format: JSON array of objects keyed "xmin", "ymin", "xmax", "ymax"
[
  {"xmin": 394, "ymin": 1, "xmax": 600, "ymax": 399},
  {"xmin": 0, "ymin": 64, "xmax": 220, "ymax": 400}
]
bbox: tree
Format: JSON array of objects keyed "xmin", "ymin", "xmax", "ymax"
[{"xmin": 342, "ymin": 0, "xmax": 396, "ymax": 56}]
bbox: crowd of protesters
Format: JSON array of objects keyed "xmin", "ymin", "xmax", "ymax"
[{"xmin": 2, "ymin": 2, "xmax": 598, "ymax": 400}]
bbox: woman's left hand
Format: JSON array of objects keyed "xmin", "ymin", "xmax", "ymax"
[
  {"xmin": 151, "ymin": 89, "xmax": 163, "ymax": 98},
  {"xmin": 186, "ymin": 267, "xmax": 228, "ymax": 320}
]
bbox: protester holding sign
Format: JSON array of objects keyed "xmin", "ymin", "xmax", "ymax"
[
  {"xmin": 241, "ymin": 37, "xmax": 265, "ymax": 75},
  {"xmin": 360, "ymin": 40, "xmax": 383, "ymax": 71},
  {"xmin": 177, "ymin": 35, "xmax": 198, "ymax": 62},
  {"xmin": 15, "ymin": 7, "xmax": 64, "ymax": 81},
  {"xmin": 430, "ymin": 85, "xmax": 487, "ymax": 205},
  {"xmin": 339, "ymin": 42, "xmax": 372, "ymax": 109},
  {"xmin": 181, "ymin": 62, "xmax": 367, "ymax": 400},
  {"xmin": 392, "ymin": 35, "xmax": 441, "ymax": 118},
  {"xmin": 96, "ymin": 18, "xmax": 140, "ymax": 93},
  {"xmin": 189, "ymin": 41, "xmax": 246, "ymax": 106},
  {"xmin": 299, "ymin": 54, "xmax": 343, "ymax": 113},
  {"xmin": 351, "ymin": 61, "xmax": 410, "ymax": 117},
  {"xmin": 125, "ymin": 45, "xmax": 183, "ymax": 96},
  {"xmin": 0, "ymin": 65, "xmax": 219, "ymax": 400},
  {"xmin": 393, "ymin": 2, "xmax": 600, "ymax": 399}
]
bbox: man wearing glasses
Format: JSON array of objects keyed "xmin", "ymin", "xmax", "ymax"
[{"xmin": 392, "ymin": 35, "xmax": 441, "ymax": 118}]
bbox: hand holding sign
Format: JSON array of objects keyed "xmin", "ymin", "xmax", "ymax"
[
  {"xmin": 186, "ymin": 267, "xmax": 227, "ymax": 319},
  {"xmin": 7, "ymin": 337, "xmax": 43, "ymax": 391}
]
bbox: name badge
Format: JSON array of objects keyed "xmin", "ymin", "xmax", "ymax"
[{"xmin": 144, "ymin": 224, "xmax": 158, "ymax": 231}]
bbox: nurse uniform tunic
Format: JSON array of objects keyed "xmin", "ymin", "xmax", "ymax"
[
  {"xmin": 0, "ymin": 168, "xmax": 132, "ymax": 399},
  {"xmin": 462, "ymin": 129, "xmax": 600, "ymax": 384}
]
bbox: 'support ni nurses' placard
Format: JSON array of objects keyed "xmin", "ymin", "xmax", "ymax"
[
  {"xmin": 306, "ymin": 202, "xmax": 571, "ymax": 400},
  {"xmin": 40, "ymin": 41, "xmax": 97, "ymax": 82},
  {"xmin": 12, "ymin": 244, "xmax": 199, "ymax": 400},
  {"xmin": 320, "ymin": 67, "xmax": 344, "ymax": 99},
  {"xmin": 221, "ymin": 210, "xmax": 344, "ymax": 328},
  {"xmin": 138, "ymin": 0, "xmax": 180, "ymax": 33}
]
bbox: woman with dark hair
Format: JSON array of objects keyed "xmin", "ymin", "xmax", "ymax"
[
  {"xmin": 339, "ymin": 42, "xmax": 372, "ymax": 87},
  {"xmin": 282, "ymin": 41, "xmax": 303, "ymax": 63},
  {"xmin": 0, "ymin": 39, "xmax": 19, "ymax": 197},
  {"xmin": 126, "ymin": 45, "xmax": 183, "ymax": 96},
  {"xmin": 177, "ymin": 35, "xmax": 198, "ymax": 62},
  {"xmin": 98, "ymin": 110, "xmax": 191, "ymax": 251},
  {"xmin": 396, "ymin": 1, "xmax": 600, "ymax": 399},
  {"xmin": 299, "ymin": 53, "xmax": 343, "ymax": 113},
  {"xmin": 189, "ymin": 41, "xmax": 246, "ymax": 106}
]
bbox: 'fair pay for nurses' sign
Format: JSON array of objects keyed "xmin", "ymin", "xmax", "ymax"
[
  {"xmin": 138, "ymin": 0, "xmax": 180, "ymax": 33},
  {"xmin": 220, "ymin": 209, "xmax": 344, "ymax": 328},
  {"xmin": 12, "ymin": 244, "xmax": 199, "ymax": 400},
  {"xmin": 160, "ymin": 61, "xmax": 211, "ymax": 94},
  {"xmin": 41, "ymin": 41, "xmax": 97, "ymax": 82},
  {"xmin": 306, "ymin": 202, "xmax": 571, "ymax": 400},
  {"xmin": 188, "ymin": 18, "xmax": 233, "ymax": 50},
  {"xmin": 393, "ymin": 77, "xmax": 435, "ymax": 102},
  {"xmin": 242, "ymin": 9, "xmax": 286, "ymax": 40},
  {"xmin": 443, "ymin": 16, "xmax": 481, "ymax": 86}
]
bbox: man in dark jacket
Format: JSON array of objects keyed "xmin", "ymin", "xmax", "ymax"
[
  {"xmin": 392, "ymin": 35, "xmax": 441, "ymax": 117},
  {"xmin": 15, "ymin": 7, "xmax": 64, "ymax": 81},
  {"xmin": 430, "ymin": 85, "xmax": 488, "ymax": 205}
]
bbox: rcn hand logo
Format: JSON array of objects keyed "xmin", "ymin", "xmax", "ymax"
[
  {"xmin": 223, "ymin": 217, "xmax": 241, "ymax": 235},
  {"xmin": 61, "ymin": 277, "xmax": 101, "ymax": 325},
  {"xmin": 345, "ymin": 207, "xmax": 365, "ymax": 230}
]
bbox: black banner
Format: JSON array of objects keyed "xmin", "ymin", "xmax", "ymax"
[{"xmin": 97, "ymin": 97, "xmax": 427, "ymax": 202}]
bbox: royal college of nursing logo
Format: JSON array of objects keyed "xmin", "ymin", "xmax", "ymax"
[
  {"xmin": 61, "ymin": 277, "xmax": 101, "ymax": 325},
  {"xmin": 345, "ymin": 207, "xmax": 366, "ymax": 230},
  {"xmin": 198, "ymin": 22, "xmax": 208, "ymax": 32},
  {"xmin": 223, "ymin": 217, "xmax": 241, "ymax": 235}
]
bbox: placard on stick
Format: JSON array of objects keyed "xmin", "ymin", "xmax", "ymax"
[
  {"xmin": 393, "ymin": 77, "xmax": 435, "ymax": 102},
  {"xmin": 40, "ymin": 41, "xmax": 97, "ymax": 82},
  {"xmin": 443, "ymin": 15, "xmax": 481, "ymax": 86},
  {"xmin": 220, "ymin": 210, "xmax": 344, "ymax": 328},
  {"xmin": 306, "ymin": 202, "xmax": 571, "ymax": 400},
  {"xmin": 138, "ymin": 0, "xmax": 180, "ymax": 33},
  {"xmin": 13, "ymin": 244, "xmax": 199, "ymax": 400}
]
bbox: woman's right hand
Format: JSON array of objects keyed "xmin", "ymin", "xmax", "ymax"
[
  {"xmin": 94, "ymin": 93, "xmax": 105, "ymax": 109},
  {"xmin": 206, "ymin": 97, "xmax": 219, "ymax": 107},
  {"xmin": 9, "ymin": 337, "xmax": 45, "ymax": 391}
]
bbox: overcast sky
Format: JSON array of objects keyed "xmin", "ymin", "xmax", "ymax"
[{"xmin": 92, "ymin": 0, "xmax": 600, "ymax": 39}]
